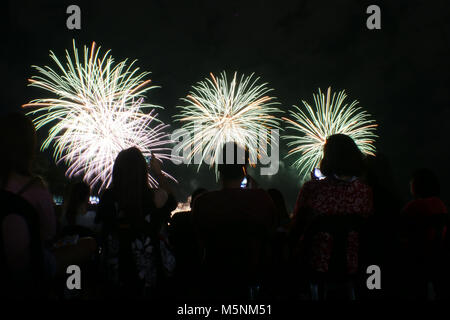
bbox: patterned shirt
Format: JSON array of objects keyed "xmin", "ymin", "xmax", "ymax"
[{"xmin": 292, "ymin": 177, "xmax": 373, "ymax": 273}]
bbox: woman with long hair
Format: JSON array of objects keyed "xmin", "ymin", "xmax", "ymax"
[
  {"xmin": 97, "ymin": 147, "xmax": 177, "ymax": 297},
  {"xmin": 289, "ymin": 134, "xmax": 373, "ymax": 299}
]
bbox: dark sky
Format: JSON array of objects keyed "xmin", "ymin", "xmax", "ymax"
[{"xmin": 5, "ymin": 0, "xmax": 450, "ymax": 211}]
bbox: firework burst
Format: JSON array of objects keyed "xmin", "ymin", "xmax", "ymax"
[
  {"xmin": 175, "ymin": 71, "xmax": 281, "ymax": 176},
  {"xmin": 23, "ymin": 41, "xmax": 175, "ymax": 190},
  {"xmin": 282, "ymin": 87, "xmax": 377, "ymax": 179}
]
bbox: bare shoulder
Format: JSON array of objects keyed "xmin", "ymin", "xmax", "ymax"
[
  {"xmin": 26, "ymin": 176, "xmax": 51, "ymax": 193},
  {"xmin": 21, "ymin": 176, "xmax": 53, "ymax": 201}
]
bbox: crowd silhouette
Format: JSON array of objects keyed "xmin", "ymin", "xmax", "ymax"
[{"xmin": 0, "ymin": 111, "xmax": 449, "ymax": 300}]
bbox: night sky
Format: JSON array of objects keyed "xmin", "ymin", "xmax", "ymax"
[{"xmin": 5, "ymin": 0, "xmax": 450, "ymax": 211}]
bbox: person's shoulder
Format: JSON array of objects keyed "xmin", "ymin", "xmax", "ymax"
[
  {"xmin": 246, "ymin": 188, "xmax": 272, "ymax": 197},
  {"xmin": 432, "ymin": 197, "xmax": 448, "ymax": 212},
  {"xmin": 196, "ymin": 190, "xmax": 223, "ymax": 200},
  {"xmin": 221, "ymin": 188, "xmax": 269, "ymax": 199},
  {"xmin": 194, "ymin": 189, "xmax": 261, "ymax": 205},
  {"xmin": 193, "ymin": 190, "xmax": 221, "ymax": 207},
  {"xmin": 23, "ymin": 176, "xmax": 52, "ymax": 199},
  {"xmin": 235, "ymin": 188, "xmax": 275, "ymax": 205},
  {"xmin": 302, "ymin": 179, "xmax": 319, "ymax": 188},
  {"xmin": 299, "ymin": 179, "xmax": 324, "ymax": 193},
  {"xmin": 402, "ymin": 198, "xmax": 416, "ymax": 208},
  {"xmin": 196, "ymin": 188, "xmax": 272, "ymax": 201},
  {"xmin": 423, "ymin": 196, "xmax": 448, "ymax": 214},
  {"xmin": 352, "ymin": 178, "xmax": 372, "ymax": 191},
  {"xmin": 25, "ymin": 176, "xmax": 48, "ymax": 192}
]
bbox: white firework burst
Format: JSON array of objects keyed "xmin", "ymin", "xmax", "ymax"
[
  {"xmin": 175, "ymin": 71, "xmax": 281, "ymax": 176},
  {"xmin": 282, "ymin": 87, "xmax": 377, "ymax": 179},
  {"xmin": 23, "ymin": 41, "xmax": 175, "ymax": 190}
]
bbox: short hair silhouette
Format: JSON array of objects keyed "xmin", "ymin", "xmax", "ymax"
[
  {"xmin": 320, "ymin": 134, "xmax": 364, "ymax": 178},
  {"xmin": 411, "ymin": 168, "xmax": 440, "ymax": 198},
  {"xmin": 217, "ymin": 142, "xmax": 248, "ymax": 180}
]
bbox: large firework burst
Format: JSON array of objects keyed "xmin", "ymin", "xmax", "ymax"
[
  {"xmin": 174, "ymin": 71, "xmax": 281, "ymax": 176},
  {"xmin": 282, "ymin": 87, "xmax": 377, "ymax": 179},
  {"xmin": 23, "ymin": 41, "xmax": 175, "ymax": 190}
]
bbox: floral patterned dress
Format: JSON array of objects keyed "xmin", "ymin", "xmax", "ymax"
[
  {"xmin": 292, "ymin": 177, "xmax": 373, "ymax": 274},
  {"xmin": 97, "ymin": 189, "xmax": 177, "ymax": 297}
]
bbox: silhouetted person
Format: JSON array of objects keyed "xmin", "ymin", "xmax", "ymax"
[
  {"xmin": 267, "ymin": 188, "xmax": 291, "ymax": 298},
  {"xmin": 289, "ymin": 134, "xmax": 373, "ymax": 300},
  {"xmin": 362, "ymin": 154, "xmax": 402, "ymax": 216},
  {"xmin": 59, "ymin": 181, "xmax": 94, "ymax": 238},
  {"xmin": 96, "ymin": 147, "xmax": 177, "ymax": 298},
  {"xmin": 192, "ymin": 142, "xmax": 277, "ymax": 299},
  {"xmin": 402, "ymin": 168, "xmax": 446, "ymax": 218},
  {"xmin": 358, "ymin": 154, "xmax": 402, "ymax": 299},
  {"xmin": 400, "ymin": 168, "xmax": 448, "ymax": 299},
  {"xmin": 169, "ymin": 187, "xmax": 207, "ymax": 298},
  {"xmin": 0, "ymin": 112, "xmax": 96, "ymax": 298},
  {"xmin": 0, "ymin": 112, "xmax": 53, "ymax": 297}
]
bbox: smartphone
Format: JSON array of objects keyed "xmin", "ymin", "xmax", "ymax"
[
  {"xmin": 53, "ymin": 195, "xmax": 63, "ymax": 206},
  {"xmin": 313, "ymin": 168, "xmax": 326, "ymax": 180},
  {"xmin": 89, "ymin": 196, "xmax": 100, "ymax": 205},
  {"xmin": 240, "ymin": 176, "xmax": 248, "ymax": 188}
]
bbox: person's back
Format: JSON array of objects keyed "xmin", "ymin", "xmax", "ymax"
[
  {"xmin": 399, "ymin": 168, "xmax": 448, "ymax": 298},
  {"xmin": 0, "ymin": 187, "xmax": 44, "ymax": 298},
  {"xmin": 402, "ymin": 168, "xmax": 448, "ymax": 245},
  {"xmin": 193, "ymin": 188, "xmax": 276, "ymax": 234},
  {"xmin": 97, "ymin": 147, "xmax": 177, "ymax": 298},
  {"xmin": 358, "ymin": 154, "xmax": 402, "ymax": 299},
  {"xmin": 169, "ymin": 188, "xmax": 206, "ymax": 298},
  {"xmin": 193, "ymin": 188, "xmax": 276, "ymax": 294},
  {"xmin": 290, "ymin": 135, "xmax": 373, "ymax": 277},
  {"xmin": 4, "ymin": 174, "xmax": 56, "ymax": 243},
  {"xmin": 191, "ymin": 143, "xmax": 277, "ymax": 298},
  {"xmin": 294, "ymin": 177, "xmax": 373, "ymax": 217},
  {"xmin": 0, "ymin": 112, "xmax": 56, "ymax": 297},
  {"xmin": 58, "ymin": 181, "xmax": 95, "ymax": 241}
]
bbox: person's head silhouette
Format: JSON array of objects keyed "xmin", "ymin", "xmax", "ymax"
[
  {"xmin": 112, "ymin": 146, "xmax": 150, "ymax": 220},
  {"xmin": 217, "ymin": 142, "xmax": 248, "ymax": 188},
  {"xmin": 320, "ymin": 134, "xmax": 364, "ymax": 179},
  {"xmin": 190, "ymin": 187, "xmax": 207, "ymax": 209}
]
